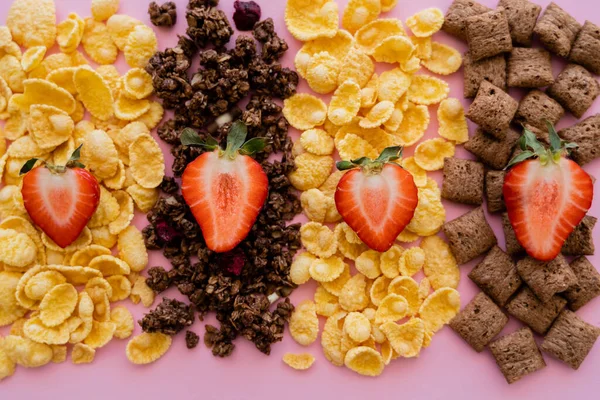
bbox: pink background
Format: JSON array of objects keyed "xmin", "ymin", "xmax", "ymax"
[{"xmin": 1, "ymin": 0, "xmax": 599, "ymax": 398}]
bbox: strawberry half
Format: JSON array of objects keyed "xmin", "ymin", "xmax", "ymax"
[
  {"xmin": 503, "ymin": 123, "xmax": 594, "ymax": 261},
  {"xmin": 20, "ymin": 145, "xmax": 101, "ymax": 248},
  {"xmin": 335, "ymin": 147, "xmax": 419, "ymax": 252},
  {"xmin": 181, "ymin": 122, "xmax": 268, "ymax": 253}
]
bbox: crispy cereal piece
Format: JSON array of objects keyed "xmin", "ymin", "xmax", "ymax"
[
  {"xmin": 309, "ymin": 256, "xmax": 345, "ymax": 283},
  {"xmin": 21, "ymin": 47, "xmax": 46, "ymax": 73},
  {"xmin": 339, "ymin": 274, "xmax": 370, "ymax": 312},
  {"xmin": 106, "ymin": 14, "xmax": 143, "ymax": 50},
  {"xmin": 0, "ymin": 229, "xmax": 37, "ymax": 268},
  {"xmin": 300, "ymin": 222, "xmax": 338, "ymax": 258},
  {"xmin": 3, "ymin": 335, "xmax": 53, "ymax": 368},
  {"xmin": 0, "ymin": 272, "xmax": 27, "ymax": 326},
  {"xmin": 83, "ymin": 320, "xmax": 116, "ymax": 349},
  {"xmin": 29, "ymin": 104, "xmax": 73, "ymax": 150},
  {"xmin": 336, "ymin": 133, "xmax": 379, "ymax": 161},
  {"xmin": 285, "ymin": 0, "xmax": 339, "ymax": 41},
  {"xmin": 419, "ymin": 287, "xmax": 461, "ymax": 334},
  {"xmin": 328, "ymin": 80, "xmax": 362, "ymax": 126},
  {"xmin": 437, "ymin": 98, "xmax": 468, "ymax": 143},
  {"xmin": 406, "ymin": 182, "xmax": 446, "ymax": 237},
  {"xmin": 355, "ymin": 250, "xmax": 382, "ymax": 279},
  {"xmin": 321, "ymin": 311, "xmax": 346, "ymax": 366},
  {"xmin": 126, "ymin": 332, "xmax": 172, "ymax": 365},
  {"xmin": 116, "ymin": 226, "xmax": 147, "ymax": 272},
  {"xmin": 290, "ymin": 252, "xmax": 316, "ymax": 285},
  {"xmin": 71, "ymin": 342, "xmax": 95, "ymax": 364},
  {"xmin": 373, "ymin": 35, "xmax": 415, "ymax": 64},
  {"xmin": 124, "ymin": 25, "xmax": 157, "ymax": 68},
  {"xmin": 6, "ymin": 0, "xmax": 56, "ymax": 48},
  {"xmin": 18, "ymin": 79, "xmax": 76, "ymax": 115},
  {"xmin": 414, "ymin": 138, "xmax": 456, "ymax": 171},
  {"xmin": 106, "ymin": 276, "xmax": 132, "ymax": 302},
  {"xmin": 290, "ymin": 300, "xmax": 319, "ymax": 346},
  {"xmin": 370, "ymin": 276, "xmax": 392, "ymax": 306},
  {"xmin": 295, "ymin": 30, "xmax": 354, "ymax": 78},
  {"xmin": 342, "ymin": 0, "xmax": 381, "ymax": 34},
  {"xmin": 380, "ymin": 245, "xmax": 402, "ymax": 279},
  {"xmin": 282, "ymin": 353, "xmax": 315, "ymax": 370},
  {"xmin": 378, "ymin": 68, "xmax": 412, "ymax": 104},
  {"xmin": 129, "ymin": 135, "xmax": 164, "ymax": 189},
  {"xmin": 306, "ymin": 51, "xmax": 341, "ymax": 94},
  {"xmin": 360, "ymin": 101, "xmax": 395, "ymax": 128},
  {"xmin": 344, "ymin": 346, "xmax": 384, "ymax": 376},
  {"xmin": 283, "ymin": 93, "xmax": 328, "ymax": 130},
  {"xmin": 338, "ymin": 49, "xmax": 375, "ymax": 89},
  {"xmin": 408, "ymin": 75, "xmax": 450, "ymax": 106},
  {"xmin": 422, "ymin": 42, "xmax": 462, "ymax": 75},
  {"xmin": 381, "ymin": 318, "xmax": 425, "ymax": 357},
  {"xmin": 82, "ymin": 18, "xmax": 117, "ymax": 65},
  {"xmin": 130, "ymin": 275, "xmax": 155, "ymax": 307},
  {"xmin": 400, "ymin": 157, "xmax": 427, "ymax": 188},
  {"xmin": 388, "ymin": 276, "xmax": 420, "ymax": 315},
  {"xmin": 23, "ymin": 315, "xmax": 71, "ymax": 345},
  {"xmin": 322, "ymin": 262, "xmax": 352, "ymax": 297},
  {"xmin": 355, "ymin": 19, "xmax": 406, "ymax": 55},
  {"xmin": 314, "ymin": 285, "xmax": 339, "ymax": 317},
  {"xmin": 420, "ymin": 236, "xmax": 459, "ymax": 289},
  {"xmin": 344, "ymin": 312, "xmax": 372, "ymax": 343},
  {"xmin": 39, "ymin": 283, "xmax": 78, "ymax": 327},
  {"xmin": 289, "ymin": 153, "xmax": 334, "ymax": 191},
  {"xmin": 398, "ymin": 247, "xmax": 426, "ymax": 277},
  {"xmin": 389, "ymin": 103, "xmax": 430, "ymax": 146},
  {"xmin": 375, "ymin": 294, "xmax": 409, "ymax": 324},
  {"xmin": 300, "ymin": 128, "xmax": 334, "ymax": 156},
  {"xmin": 406, "ymin": 8, "xmax": 445, "ymax": 37},
  {"xmin": 110, "ymin": 306, "xmax": 134, "ymax": 339}
]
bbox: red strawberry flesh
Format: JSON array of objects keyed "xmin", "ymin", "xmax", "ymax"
[
  {"xmin": 503, "ymin": 158, "xmax": 593, "ymax": 261},
  {"xmin": 182, "ymin": 149, "xmax": 268, "ymax": 253},
  {"xmin": 335, "ymin": 164, "xmax": 418, "ymax": 252},
  {"xmin": 22, "ymin": 167, "xmax": 100, "ymax": 248}
]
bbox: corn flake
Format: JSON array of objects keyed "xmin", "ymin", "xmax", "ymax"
[
  {"xmin": 106, "ymin": 275, "xmax": 132, "ymax": 302},
  {"xmin": 328, "ymin": 80, "xmax": 361, "ymax": 126},
  {"xmin": 83, "ymin": 320, "xmax": 116, "ymax": 349},
  {"xmin": 0, "ymin": 272, "xmax": 27, "ymax": 326},
  {"xmin": 126, "ymin": 332, "xmax": 171, "ymax": 365},
  {"xmin": 71, "ymin": 342, "xmax": 95, "ymax": 364},
  {"xmin": 406, "ymin": 182, "xmax": 445, "ymax": 236},
  {"xmin": 6, "ymin": 0, "xmax": 56, "ymax": 48},
  {"xmin": 134, "ymin": 101, "xmax": 164, "ymax": 130},
  {"xmin": 290, "ymin": 252, "xmax": 315, "ymax": 285},
  {"xmin": 114, "ymin": 94, "xmax": 150, "ymax": 121},
  {"xmin": 110, "ymin": 305, "xmax": 134, "ymax": 339},
  {"xmin": 301, "ymin": 188, "xmax": 328, "ymax": 223},
  {"xmin": 290, "ymin": 300, "xmax": 319, "ymax": 346},
  {"xmin": 406, "ymin": 8, "xmax": 444, "ymax": 37},
  {"xmin": 29, "ymin": 105, "xmax": 74, "ymax": 150},
  {"xmin": 300, "ymin": 222, "xmax": 337, "ymax": 258},
  {"xmin": 336, "ymin": 133, "xmax": 378, "ymax": 161},
  {"xmin": 104, "ymin": 160, "xmax": 126, "ymax": 190},
  {"xmin": 407, "ymin": 75, "xmax": 449, "ymax": 106},
  {"xmin": 300, "ymin": 128, "xmax": 334, "ymax": 156},
  {"xmin": 342, "ymin": 0, "xmax": 381, "ymax": 34},
  {"xmin": 0, "ymin": 55, "xmax": 25, "ymax": 93},
  {"xmin": 130, "ymin": 275, "xmax": 155, "ymax": 307},
  {"xmin": 89, "ymin": 186, "xmax": 119, "ymax": 228},
  {"xmin": 129, "ymin": 135, "xmax": 164, "ymax": 189},
  {"xmin": 398, "ymin": 247, "xmax": 426, "ymax": 277},
  {"xmin": 373, "ymin": 35, "xmax": 415, "ymax": 64},
  {"xmin": 90, "ymin": 226, "xmax": 117, "ymax": 248},
  {"xmin": 322, "ymin": 262, "xmax": 352, "ymax": 296},
  {"xmin": 321, "ymin": 312, "xmax": 346, "ymax": 366},
  {"xmin": 355, "ymin": 19, "xmax": 406, "ymax": 55},
  {"xmin": 390, "ymin": 103, "xmax": 430, "ymax": 147},
  {"xmin": 309, "ymin": 256, "xmax": 345, "ymax": 283},
  {"xmin": 420, "ymin": 235, "xmax": 459, "ymax": 290},
  {"xmin": 414, "ymin": 138, "xmax": 455, "ymax": 171},
  {"xmin": 89, "ymin": 255, "xmax": 130, "ymax": 276},
  {"xmin": 21, "ymin": 47, "xmax": 46, "ymax": 73},
  {"xmin": 305, "ymin": 51, "xmax": 340, "ymax": 94},
  {"xmin": 437, "ymin": 98, "xmax": 468, "ymax": 143},
  {"xmin": 314, "ymin": 285, "xmax": 339, "ymax": 317},
  {"xmin": 360, "ymin": 100, "xmax": 395, "ymax": 129},
  {"xmin": 24, "ymin": 271, "xmax": 66, "ymax": 302},
  {"xmin": 337, "ymin": 49, "xmax": 374, "ymax": 88},
  {"xmin": 380, "ymin": 245, "xmax": 402, "ymax": 279},
  {"xmin": 23, "ymin": 315, "xmax": 70, "ymax": 345},
  {"xmin": 380, "ymin": 318, "xmax": 425, "ymax": 357},
  {"xmin": 282, "ymin": 353, "xmax": 315, "ymax": 370},
  {"xmin": 74, "ymin": 67, "xmax": 114, "ymax": 121},
  {"xmin": 19, "ymin": 79, "xmax": 76, "ymax": 115},
  {"xmin": 375, "ymin": 293, "xmax": 409, "ymax": 324},
  {"xmin": 295, "ymin": 30, "xmax": 354, "ymax": 78},
  {"xmin": 344, "ymin": 346, "xmax": 384, "ymax": 376},
  {"xmin": 378, "ymin": 68, "xmax": 412, "ymax": 104},
  {"xmin": 82, "ymin": 18, "xmax": 117, "ymax": 65},
  {"xmin": 355, "ymin": 250, "xmax": 382, "ymax": 279},
  {"xmin": 3, "ymin": 335, "xmax": 53, "ymax": 368},
  {"xmin": 56, "ymin": 13, "xmax": 85, "ymax": 53},
  {"xmin": 283, "ymin": 93, "xmax": 327, "ymax": 131},
  {"xmin": 422, "ymin": 42, "xmax": 462, "ymax": 76},
  {"xmin": 3, "ymin": 112, "xmax": 28, "ymax": 141},
  {"xmin": 117, "ymin": 226, "xmax": 148, "ymax": 272},
  {"xmin": 289, "ymin": 153, "xmax": 333, "ymax": 191},
  {"xmin": 339, "ymin": 274, "xmax": 369, "ymax": 312},
  {"xmin": 343, "ymin": 312, "xmax": 371, "ymax": 343},
  {"xmin": 285, "ymin": 0, "xmax": 338, "ymax": 41},
  {"xmin": 124, "ymin": 25, "xmax": 157, "ymax": 68},
  {"xmin": 369, "ymin": 276, "xmax": 391, "ymax": 307},
  {"xmin": 388, "ymin": 276, "xmax": 420, "ymax": 315},
  {"xmin": 360, "ymin": 74, "xmax": 379, "ymax": 109},
  {"xmin": 419, "ymin": 287, "xmax": 460, "ymax": 334},
  {"xmin": 122, "ymin": 68, "xmax": 153, "ymax": 99},
  {"xmin": 411, "ymin": 36, "xmax": 433, "ymax": 60},
  {"xmin": 39, "ymin": 283, "xmax": 78, "ymax": 327}
]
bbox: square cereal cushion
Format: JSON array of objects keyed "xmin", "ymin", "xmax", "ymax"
[
  {"xmin": 541, "ymin": 310, "xmax": 600, "ymax": 370},
  {"xmin": 464, "ymin": 128, "xmax": 520, "ymax": 170},
  {"xmin": 450, "ymin": 292, "xmax": 508, "ymax": 352},
  {"xmin": 485, "ymin": 170, "xmax": 506, "ymax": 214},
  {"xmin": 441, "ymin": 158, "xmax": 484, "ymax": 205},
  {"xmin": 547, "ymin": 64, "xmax": 600, "ymax": 118},
  {"xmin": 489, "ymin": 327, "xmax": 546, "ymax": 384},
  {"xmin": 506, "ymin": 286, "xmax": 567, "ymax": 334},
  {"xmin": 463, "ymin": 52, "xmax": 507, "ymax": 99},
  {"xmin": 498, "ymin": 0, "xmax": 542, "ymax": 46},
  {"xmin": 468, "ymin": 245, "xmax": 521, "ymax": 307},
  {"xmin": 442, "ymin": 0, "xmax": 492, "ymax": 40},
  {"xmin": 466, "ymin": 8, "xmax": 513, "ymax": 62},
  {"xmin": 514, "ymin": 90, "xmax": 564, "ymax": 131},
  {"xmin": 516, "ymin": 255, "xmax": 578, "ymax": 303},
  {"xmin": 562, "ymin": 215, "xmax": 597, "ymax": 256},
  {"xmin": 563, "ymin": 256, "xmax": 600, "ymax": 311},
  {"xmin": 443, "ymin": 206, "xmax": 497, "ymax": 265},
  {"xmin": 502, "ymin": 212, "xmax": 525, "ymax": 256},
  {"xmin": 558, "ymin": 114, "xmax": 600, "ymax": 165},
  {"xmin": 507, "ymin": 48, "xmax": 554, "ymax": 88},
  {"xmin": 569, "ymin": 21, "xmax": 600, "ymax": 75},
  {"xmin": 467, "ymin": 81, "xmax": 518, "ymax": 139},
  {"xmin": 534, "ymin": 2, "xmax": 581, "ymax": 57}
]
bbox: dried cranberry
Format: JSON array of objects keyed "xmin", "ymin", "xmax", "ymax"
[
  {"xmin": 156, "ymin": 220, "xmax": 181, "ymax": 242},
  {"xmin": 233, "ymin": 1, "xmax": 261, "ymax": 31},
  {"xmin": 218, "ymin": 248, "xmax": 246, "ymax": 275}
]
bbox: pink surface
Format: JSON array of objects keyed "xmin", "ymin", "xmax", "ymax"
[{"xmin": 1, "ymin": 0, "xmax": 600, "ymax": 398}]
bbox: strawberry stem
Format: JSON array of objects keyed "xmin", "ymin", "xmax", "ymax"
[
  {"xmin": 336, "ymin": 146, "xmax": 403, "ymax": 174},
  {"xmin": 506, "ymin": 122, "xmax": 578, "ymax": 169},
  {"xmin": 20, "ymin": 144, "xmax": 87, "ymax": 175},
  {"xmin": 180, "ymin": 122, "xmax": 266, "ymax": 159}
]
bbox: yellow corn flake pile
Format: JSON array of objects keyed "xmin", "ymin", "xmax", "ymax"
[
  {"xmin": 284, "ymin": 0, "xmax": 465, "ymax": 376},
  {"xmin": 0, "ymin": 0, "xmax": 168, "ymax": 381}
]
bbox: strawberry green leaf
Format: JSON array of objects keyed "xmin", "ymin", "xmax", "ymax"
[
  {"xmin": 546, "ymin": 120, "xmax": 562, "ymax": 152},
  {"xmin": 19, "ymin": 158, "xmax": 40, "ymax": 175},
  {"xmin": 522, "ymin": 128, "xmax": 544, "ymax": 153},
  {"xmin": 376, "ymin": 146, "xmax": 403, "ymax": 162},
  {"xmin": 336, "ymin": 160, "xmax": 356, "ymax": 171},
  {"xmin": 351, "ymin": 157, "xmax": 371, "ymax": 166},
  {"xmin": 239, "ymin": 137, "xmax": 266, "ymax": 155},
  {"xmin": 226, "ymin": 121, "xmax": 248, "ymax": 153},
  {"xmin": 181, "ymin": 128, "xmax": 205, "ymax": 145},
  {"xmin": 506, "ymin": 151, "xmax": 535, "ymax": 169},
  {"xmin": 69, "ymin": 144, "xmax": 83, "ymax": 163}
]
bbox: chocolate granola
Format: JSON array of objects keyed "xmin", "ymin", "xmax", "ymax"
[{"xmin": 142, "ymin": 0, "xmax": 301, "ymax": 357}]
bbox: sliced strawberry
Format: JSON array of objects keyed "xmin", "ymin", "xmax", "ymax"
[
  {"xmin": 503, "ymin": 124, "xmax": 594, "ymax": 261},
  {"xmin": 335, "ymin": 148, "xmax": 418, "ymax": 252},
  {"xmin": 180, "ymin": 122, "xmax": 269, "ymax": 253},
  {"xmin": 22, "ymin": 166, "xmax": 100, "ymax": 248}
]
